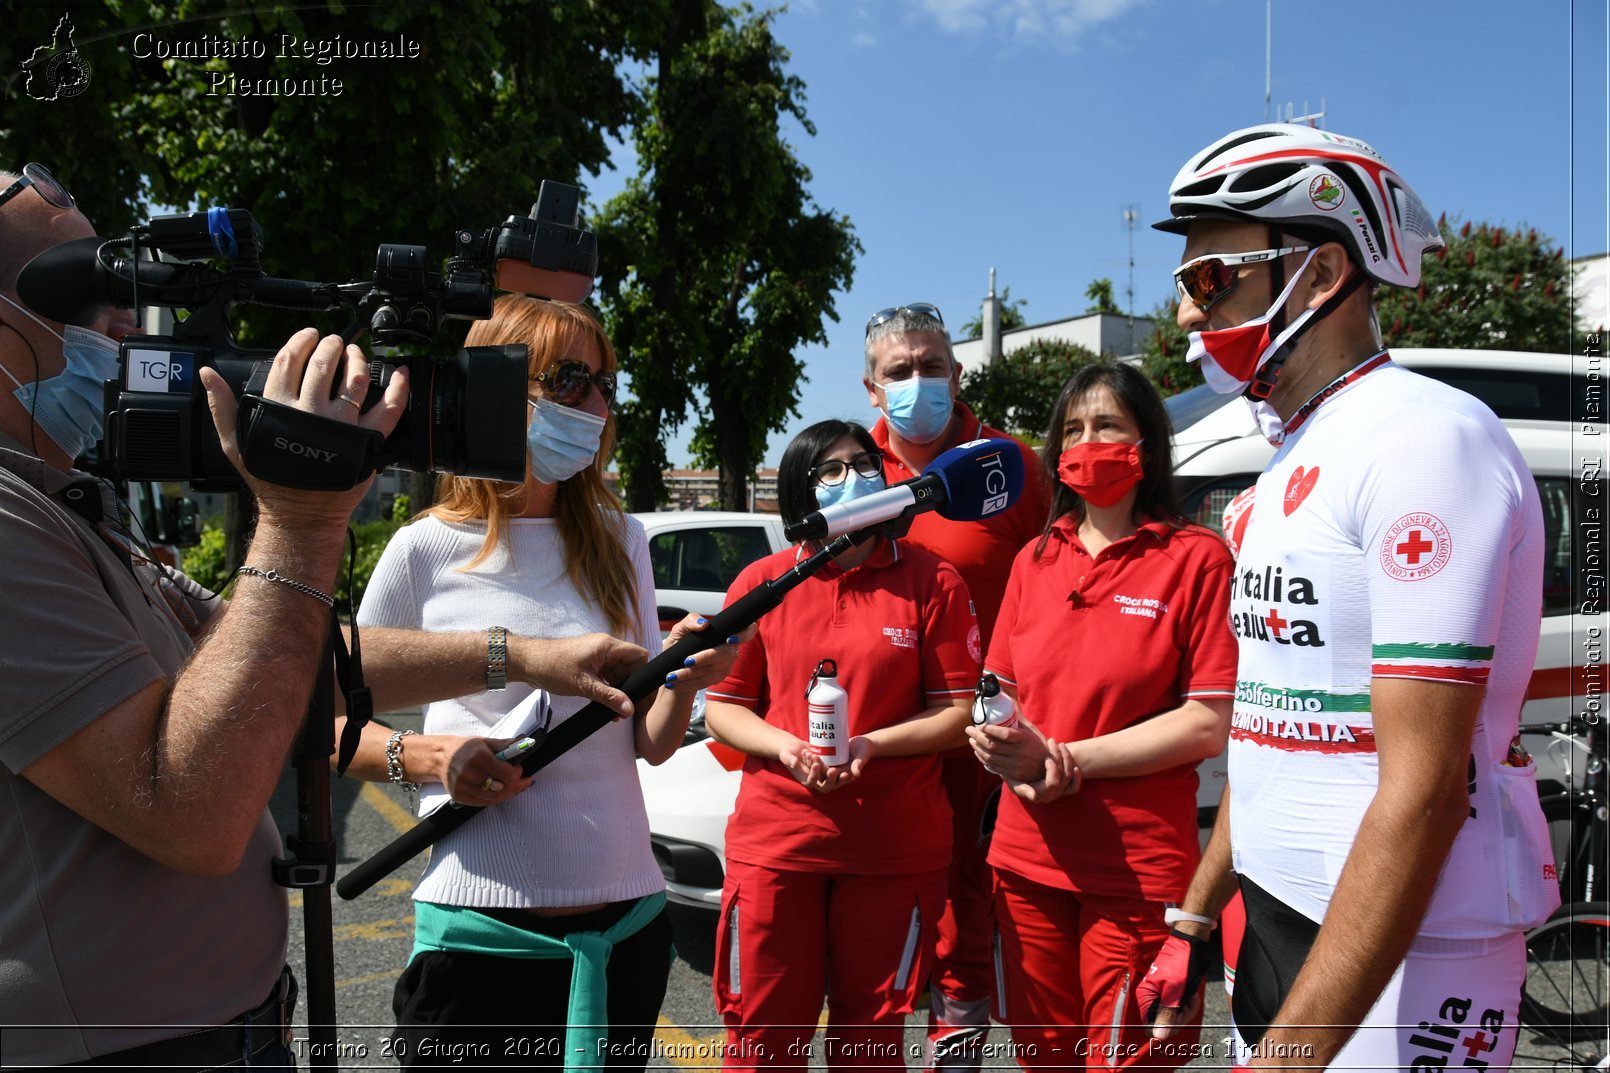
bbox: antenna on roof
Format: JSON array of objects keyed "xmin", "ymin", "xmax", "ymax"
[
  {"xmin": 1264, "ymin": 0, "xmax": 1271, "ymax": 122},
  {"xmin": 1281, "ymin": 99, "xmax": 1327, "ymax": 128},
  {"xmin": 1121, "ymin": 205, "xmax": 1138, "ymax": 335}
]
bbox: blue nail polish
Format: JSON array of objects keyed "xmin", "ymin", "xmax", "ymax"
[
  {"xmin": 726, "ymin": 635, "xmax": 740, "ymax": 645},
  {"xmin": 683, "ymin": 656, "xmax": 697, "ymax": 668},
  {"xmin": 696, "ymin": 617, "xmax": 708, "ymax": 626},
  {"xmin": 664, "ymin": 674, "xmax": 677, "ymax": 687}
]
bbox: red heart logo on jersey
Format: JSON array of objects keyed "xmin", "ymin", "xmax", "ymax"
[{"xmin": 1284, "ymin": 466, "xmax": 1320, "ymax": 515}]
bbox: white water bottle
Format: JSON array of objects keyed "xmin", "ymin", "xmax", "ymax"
[
  {"xmin": 972, "ymin": 673, "xmax": 1019, "ymax": 729},
  {"xmin": 806, "ymin": 658, "xmax": 850, "ymax": 766}
]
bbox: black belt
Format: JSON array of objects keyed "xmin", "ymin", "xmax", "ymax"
[{"xmin": 77, "ymin": 967, "xmax": 296, "ymax": 1069}]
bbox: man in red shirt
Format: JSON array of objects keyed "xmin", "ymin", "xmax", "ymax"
[{"xmin": 862, "ymin": 303, "xmax": 1051, "ymax": 1071}]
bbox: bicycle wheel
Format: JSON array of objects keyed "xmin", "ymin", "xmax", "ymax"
[{"xmin": 1517, "ymin": 901, "xmax": 1607, "ymax": 1068}]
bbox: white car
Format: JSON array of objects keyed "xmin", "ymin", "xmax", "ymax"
[
  {"xmin": 633, "ymin": 511, "xmax": 787, "ymax": 908},
  {"xmin": 636, "ymin": 354, "xmax": 1598, "ymax": 908}
]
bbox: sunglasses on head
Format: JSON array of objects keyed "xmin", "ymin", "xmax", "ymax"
[
  {"xmin": 0, "ymin": 163, "xmax": 74, "ymax": 213},
  {"xmin": 865, "ymin": 302, "xmax": 944, "ymax": 336},
  {"xmin": 1172, "ymin": 245, "xmax": 1310, "ymax": 312},
  {"xmin": 530, "ymin": 360, "xmax": 617, "ymax": 408},
  {"xmin": 810, "ymin": 450, "xmax": 883, "ymax": 487}
]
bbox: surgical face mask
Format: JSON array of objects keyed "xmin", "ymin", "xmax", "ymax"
[
  {"xmin": 814, "ymin": 469, "xmax": 884, "ymax": 511},
  {"xmin": 878, "ymin": 374, "xmax": 953, "ymax": 444},
  {"xmin": 0, "ymin": 294, "xmax": 120, "ymax": 460},
  {"xmin": 1057, "ymin": 440, "xmax": 1145, "ymax": 507},
  {"xmin": 1185, "ymin": 249, "xmax": 1320, "ymax": 395},
  {"xmin": 1248, "ymin": 397, "xmax": 1287, "ymax": 446},
  {"xmin": 526, "ymin": 396, "xmax": 605, "ymax": 485}
]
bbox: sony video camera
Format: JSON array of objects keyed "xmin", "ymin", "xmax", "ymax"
[{"xmin": 15, "ymin": 181, "xmax": 598, "ymax": 490}]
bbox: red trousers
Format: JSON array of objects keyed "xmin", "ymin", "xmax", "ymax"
[
  {"xmin": 715, "ymin": 860, "xmax": 947, "ymax": 1070},
  {"xmin": 926, "ymin": 754, "xmax": 999, "ymax": 1070},
  {"xmin": 992, "ymin": 869, "xmax": 1203, "ymax": 1071}
]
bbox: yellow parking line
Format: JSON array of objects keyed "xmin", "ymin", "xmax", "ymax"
[
  {"xmin": 652, "ymin": 1018, "xmax": 728, "ymax": 1067},
  {"xmin": 336, "ymin": 969, "xmax": 403, "ymax": 991},
  {"xmin": 361, "ymin": 781, "xmax": 417, "ymax": 835},
  {"xmin": 333, "ymin": 915, "xmax": 415, "ymax": 942}
]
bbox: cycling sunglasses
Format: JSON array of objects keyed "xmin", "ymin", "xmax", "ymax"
[
  {"xmin": 0, "ymin": 163, "xmax": 74, "ymax": 213},
  {"xmin": 530, "ymin": 360, "xmax": 617, "ymax": 408},
  {"xmin": 865, "ymin": 302, "xmax": 944, "ymax": 335},
  {"xmin": 810, "ymin": 450, "xmax": 883, "ymax": 487},
  {"xmin": 1172, "ymin": 245, "xmax": 1310, "ymax": 312}
]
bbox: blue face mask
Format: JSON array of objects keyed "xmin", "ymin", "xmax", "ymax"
[
  {"xmin": 814, "ymin": 469, "xmax": 885, "ymax": 511},
  {"xmin": 526, "ymin": 395, "xmax": 606, "ymax": 484},
  {"xmin": 0, "ymin": 293, "xmax": 120, "ymax": 461},
  {"xmin": 879, "ymin": 374, "xmax": 953, "ymax": 444}
]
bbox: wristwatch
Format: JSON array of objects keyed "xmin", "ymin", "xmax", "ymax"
[{"xmin": 486, "ymin": 626, "xmax": 508, "ymax": 691}]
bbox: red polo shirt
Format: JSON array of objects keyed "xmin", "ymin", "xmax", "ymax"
[
  {"xmin": 985, "ymin": 518, "xmax": 1237, "ymax": 900},
  {"xmin": 871, "ymin": 401, "xmax": 1050, "ymax": 648},
  {"xmin": 709, "ymin": 539, "xmax": 980, "ymax": 874}
]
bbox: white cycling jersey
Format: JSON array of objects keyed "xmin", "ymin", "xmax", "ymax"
[{"xmin": 1226, "ymin": 353, "xmax": 1559, "ymax": 939}]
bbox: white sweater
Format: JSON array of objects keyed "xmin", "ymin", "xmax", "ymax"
[{"xmin": 357, "ymin": 513, "xmax": 664, "ymax": 908}]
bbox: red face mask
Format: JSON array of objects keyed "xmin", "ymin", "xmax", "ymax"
[{"xmin": 1057, "ymin": 441, "xmax": 1144, "ymax": 506}]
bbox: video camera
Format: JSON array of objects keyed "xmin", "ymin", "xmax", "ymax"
[{"xmin": 16, "ymin": 182, "xmax": 598, "ymax": 490}]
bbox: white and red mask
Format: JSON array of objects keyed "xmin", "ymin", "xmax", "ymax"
[{"xmin": 1185, "ymin": 249, "xmax": 1320, "ymax": 395}]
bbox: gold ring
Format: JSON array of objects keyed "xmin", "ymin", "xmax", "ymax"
[
  {"xmin": 336, "ymin": 394, "xmax": 363, "ymax": 410},
  {"xmin": 480, "ymin": 776, "xmax": 497, "ymax": 792}
]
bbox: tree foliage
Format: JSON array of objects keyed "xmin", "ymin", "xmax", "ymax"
[
  {"xmin": 959, "ymin": 286, "xmax": 1028, "ymax": 340},
  {"xmin": 959, "ymin": 338, "xmax": 1099, "ymax": 442},
  {"xmin": 1137, "ymin": 294, "xmax": 1200, "ymax": 396},
  {"xmin": 1084, "ymin": 277, "xmax": 1120, "ymax": 315},
  {"xmin": 595, "ymin": 2, "xmax": 858, "ymax": 511},
  {"xmin": 2, "ymin": 3, "xmax": 653, "ymax": 292},
  {"xmin": 1377, "ymin": 215, "xmax": 1579, "ymax": 353}
]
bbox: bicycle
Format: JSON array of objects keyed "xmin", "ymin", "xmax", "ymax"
[{"xmin": 1515, "ymin": 714, "xmax": 1607, "ymax": 1070}]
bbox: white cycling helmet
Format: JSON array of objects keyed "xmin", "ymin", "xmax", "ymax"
[{"xmin": 1154, "ymin": 123, "xmax": 1444, "ymax": 289}]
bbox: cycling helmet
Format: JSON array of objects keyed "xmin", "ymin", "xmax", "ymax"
[{"xmin": 1154, "ymin": 123, "xmax": 1444, "ymax": 289}]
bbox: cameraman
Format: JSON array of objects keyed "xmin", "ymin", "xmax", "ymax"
[{"xmin": 0, "ymin": 167, "xmax": 644, "ymax": 1068}]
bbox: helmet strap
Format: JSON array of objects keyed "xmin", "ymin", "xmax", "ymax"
[{"xmin": 1244, "ymin": 268, "xmax": 1370, "ymax": 402}]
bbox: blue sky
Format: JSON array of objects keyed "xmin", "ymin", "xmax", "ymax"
[{"xmin": 583, "ymin": 0, "xmax": 1608, "ymax": 467}]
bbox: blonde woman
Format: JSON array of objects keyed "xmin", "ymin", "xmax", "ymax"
[{"xmin": 341, "ymin": 297, "xmax": 741, "ymax": 1069}]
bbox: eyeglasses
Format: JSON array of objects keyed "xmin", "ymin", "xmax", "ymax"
[
  {"xmin": 810, "ymin": 451, "xmax": 883, "ymax": 487},
  {"xmin": 0, "ymin": 163, "xmax": 74, "ymax": 213},
  {"xmin": 530, "ymin": 360, "xmax": 617, "ymax": 408},
  {"xmin": 1172, "ymin": 246, "xmax": 1310, "ymax": 312},
  {"xmin": 865, "ymin": 302, "xmax": 944, "ymax": 336}
]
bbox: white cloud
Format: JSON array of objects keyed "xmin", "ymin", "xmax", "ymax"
[
  {"xmin": 913, "ymin": 0, "xmax": 1141, "ymax": 44},
  {"xmin": 851, "ymin": 30, "xmax": 879, "ymax": 47}
]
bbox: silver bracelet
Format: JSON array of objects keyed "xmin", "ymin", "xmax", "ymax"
[
  {"xmin": 385, "ymin": 729, "xmax": 420, "ymax": 795},
  {"xmin": 235, "ymin": 566, "xmax": 334, "ymax": 608}
]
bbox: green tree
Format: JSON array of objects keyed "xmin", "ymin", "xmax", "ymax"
[
  {"xmin": 1137, "ymin": 295, "xmax": 1200, "ymax": 396},
  {"xmin": 1085, "ymin": 277, "xmax": 1120, "ymax": 315},
  {"xmin": 1377, "ymin": 216, "xmax": 1579, "ymax": 352},
  {"xmin": 959, "ymin": 338, "xmax": 1099, "ymax": 442},
  {"xmin": 959, "ymin": 286, "xmax": 1029, "ymax": 340},
  {"xmin": 596, "ymin": 2, "xmax": 858, "ymax": 511}
]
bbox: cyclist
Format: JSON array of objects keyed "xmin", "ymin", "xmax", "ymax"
[{"xmin": 1138, "ymin": 124, "xmax": 1561, "ymax": 1070}]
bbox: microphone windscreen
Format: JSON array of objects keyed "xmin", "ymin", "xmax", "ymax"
[
  {"xmin": 925, "ymin": 438, "xmax": 1024, "ymax": 522},
  {"xmin": 16, "ymin": 236, "xmax": 106, "ymax": 326}
]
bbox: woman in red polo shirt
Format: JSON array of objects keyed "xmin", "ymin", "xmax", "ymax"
[
  {"xmin": 705, "ymin": 419, "xmax": 980, "ymax": 1070},
  {"xmin": 967, "ymin": 361, "xmax": 1237, "ymax": 1070}
]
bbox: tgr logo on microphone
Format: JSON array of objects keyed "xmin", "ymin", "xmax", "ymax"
[{"xmin": 975, "ymin": 445, "xmax": 1010, "ymax": 516}]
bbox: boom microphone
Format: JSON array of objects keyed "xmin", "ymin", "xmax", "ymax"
[{"xmin": 783, "ymin": 437, "xmax": 1024, "ymax": 542}]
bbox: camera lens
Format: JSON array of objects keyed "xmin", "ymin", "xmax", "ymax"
[{"xmin": 368, "ymin": 344, "xmax": 530, "ymax": 483}]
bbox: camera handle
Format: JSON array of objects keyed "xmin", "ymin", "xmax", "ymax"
[{"xmin": 336, "ymin": 524, "xmax": 878, "ymax": 900}]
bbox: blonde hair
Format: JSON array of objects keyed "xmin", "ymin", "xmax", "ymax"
[{"xmin": 429, "ymin": 296, "xmax": 637, "ymax": 636}]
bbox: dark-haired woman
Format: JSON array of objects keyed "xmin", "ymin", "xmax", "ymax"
[
  {"xmin": 966, "ymin": 361, "xmax": 1238, "ymax": 1069},
  {"xmin": 704, "ymin": 419, "xmax": 980, "ymax": 1070}
]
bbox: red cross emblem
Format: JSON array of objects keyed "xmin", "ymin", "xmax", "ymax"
[
  {"xmin": 1380, "ymin": 513, "xmax": 1452, "ymax": 582},
  {"xmin": 1460, "ymin": 1031, "xmax": 1496, "ymax": 1060}
]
